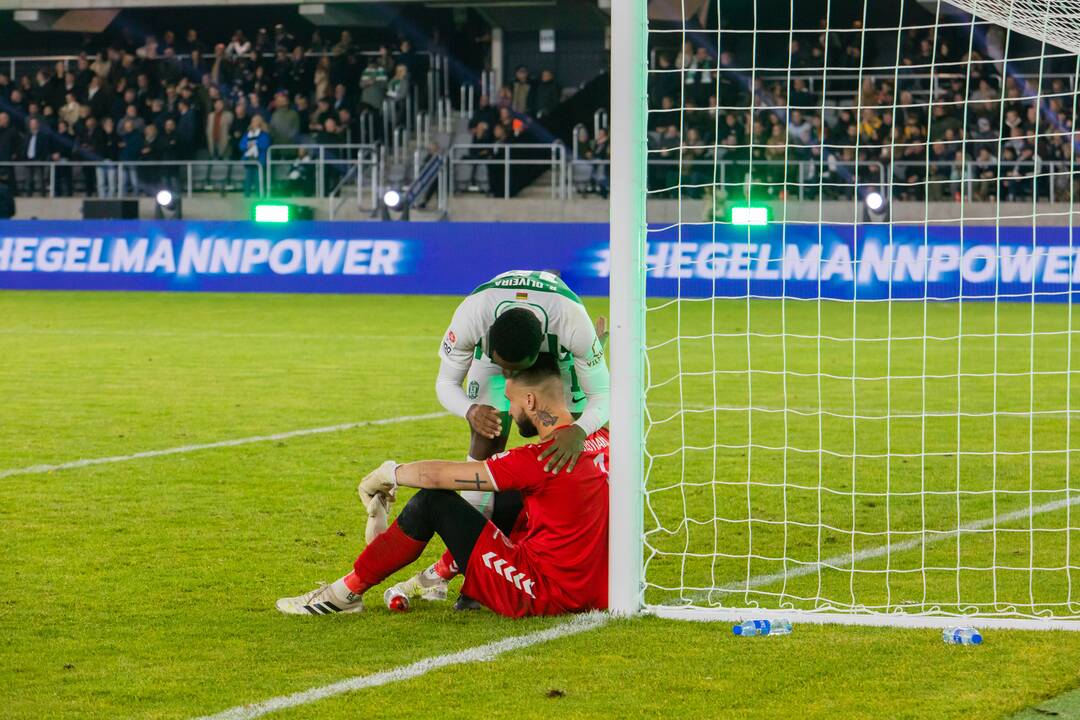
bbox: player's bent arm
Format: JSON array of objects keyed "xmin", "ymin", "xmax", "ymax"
[
  {"xmin": 395, "ymin": 460, "xmax": 497, "ymax": 493},
  {"xmin": 434, "ymin": 357, "xmax": 475, "ymax": 418},
  {"xmin": 572, "ymin": 356, "xmax": 611, "ymax": 436}
]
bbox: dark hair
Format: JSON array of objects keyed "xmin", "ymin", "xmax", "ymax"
[
  {"xmin": 508, "ymin": 352, "xmax": 560, "ymax": 386},
  {"xmin": 490, "ymin": 307, "xmax": 543, "ymax": 364}
]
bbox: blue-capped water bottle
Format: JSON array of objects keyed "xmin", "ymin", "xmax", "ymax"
[
  {"xmin": 733, "ymin": 619, "xmax": 793, "ymax": 637},
  {"xmin": 942, "ymin": 627, "xmax": 983, "ymax": 645}
]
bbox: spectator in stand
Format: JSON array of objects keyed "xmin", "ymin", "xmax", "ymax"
[
  {"xmin": 648, "ymin": 53, "xmax": 679, "ymax": 110},
  {"xmin": 294, "ymin": 95, "xmax": 311, "ymax": 137},
  {"xmin": 246, "ymin": 91, "xmax": 270, "ymax": 122},
  {"xmin": 161, "ymin": 118, "xmax": 181, "ymax": 193},
  {"xmin": 19, "ymin": 117, "xmax": 50, "ymax": 196},
  {"xmin": 359, "ymin": 57, "xmax": 388, "ymax": 115},
  {"xmin": 332, "ymin": 83, "xmax": 350, "ymax": 114},
  {"xmin": 684, "ymin": 46, "xmax": 714, "ymax": 106},
  {"xmin": 176, "ymin": 99, "xmax": 200, "ymax": 160},
  {"xmin": 337, "ymin": 107, "xmax": 356, "ymax": 144},
  {"xmin": 274, "ymin": 24, "xmax": 296, "ymax": 52},
  {"xmin": 469, "ymin": 94, "xmax": 497, "ymax": 131},
  {"xmin": 313, "ymin": 57, "xmax": 331, "ymax": 102},
  {"xmin": 269, "ymin": 91, "xmax": 300, "ymax": 146},
  {"xmin": 53, "ymin": 120, "xmax": 74, "ymax": 197},
  {"xmin": 96, "ymin": 116, "xmax": 118, "ymax": 197},
  {"xmin": 141, "ymin": 122, "xmax": 165, "ymax": 190},
  {"xmin": 316, "ymin": 115, "xmax": 344, "ymax": 188},
  {"xmin": 226, "ymin": 31, "xmax": 252, "ymax": 59},
  {"xmin": 386, "ymin": 64, "xmax": 409, "ymax": 106},
  {"xmin": 75, "ymin": 114, "xmax": 100, "ymax": 195},
  {"xmin": 123, "ymin": 102, "xmax": 145, "ymax": 133},
  {"xmin": 0, "ymin": 112, "xmax": 16, "ymax": 167},
  {"xmin": 59, "ymin": 92, "xmax": 81, "ymax": 126},
  {"xmin": 206, "ymin": 97, "xmax": 234, "ymax": 186},
  {"xmin": 591, "ymin": 127, "xmax": 609, "ymax": 198},
  {"xmin": 239, "ymin": 113, "xmax": 270, "ymax": 196},
  {"xmin": 117, "ymin": 117, "xmax": 143, "ymax": 196},
  {"xmin": 396, "ymin": 38, "xmax": 418, "ymax": 78},
  {"xmin": 972, "ymin": 146, "xmax": 997, "ymax": 201},
  {"xmin": 510, "ymin": 66, "xmax": 532, "ymax": 115},
  {"xmin": 533, "ymin": 70, "xmax": 560, "ymax": 118}
]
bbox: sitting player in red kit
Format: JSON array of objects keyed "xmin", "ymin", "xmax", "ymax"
[{"xmin": 276, "ymin": 353, "xmax": 610, "ymax": 618}]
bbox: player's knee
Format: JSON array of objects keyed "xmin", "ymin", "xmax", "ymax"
[{"xmin": 398, "ymin": 488, "xmax": 457, "ymax": 539}]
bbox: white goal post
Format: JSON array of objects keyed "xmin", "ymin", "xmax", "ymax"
[
  {"xmin": 608, "ymin": 0, "xmax": 649, "ymax": 616},
  {"xmin": 608, "ymin": 0, "xmax": 1080, "ymax": 630}
]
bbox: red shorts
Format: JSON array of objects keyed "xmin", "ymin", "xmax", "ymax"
[{"xmin": 460, "ymin": 521, "xmax": 564, "ymax": 618}]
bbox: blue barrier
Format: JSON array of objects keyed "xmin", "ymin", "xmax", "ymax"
[{"xmin": 0, "ymin": 220, "xmax": 1076, "ymax": 300}]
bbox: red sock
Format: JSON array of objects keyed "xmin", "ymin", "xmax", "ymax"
[
  {"xmin": 433, "ymin": 549, "xmax": 460, "ymax": 580},
  {"xmin": 348, "ymin": 521, "xmax": 427, "ymax": 594}
]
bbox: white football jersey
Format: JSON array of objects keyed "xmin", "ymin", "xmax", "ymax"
[{"xmin": 436, "ymin": 270, "xmax": 610, "ymax": 435}]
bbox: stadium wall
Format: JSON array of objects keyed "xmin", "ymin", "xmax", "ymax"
[{"xmin": 0, "ymin": 220, "xmax": 1077, "ymax": 300}]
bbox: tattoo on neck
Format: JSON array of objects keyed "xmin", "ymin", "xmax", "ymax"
[
  {"xmin": 536, "ymin": 408, "xmax": 559, "ymax": 427},
  {"xmin": 454, "ymin": 473, "xmax": 484, "ymax": 490}
]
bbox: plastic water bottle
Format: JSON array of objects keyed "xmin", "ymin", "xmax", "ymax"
[
  {"xmin": 733, "ymin": 619, "xmax": 793, "ymax": 637},
  {"xmin": 942, "ymin": 627, "xmax": 982, "ymax": 645},
  {"xmin": 383, "ymin": 587, "xmax": 410, "ymax": 612}
]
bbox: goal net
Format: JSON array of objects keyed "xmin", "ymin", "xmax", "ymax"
[{"xmin": 610, "ymin": 0, "xmax": 1080, "ymax": 628}]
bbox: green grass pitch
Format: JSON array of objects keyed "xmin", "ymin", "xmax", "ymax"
[{"xmin": 3, "ymin": 290, "xmax": 1080, "ymax": 720}]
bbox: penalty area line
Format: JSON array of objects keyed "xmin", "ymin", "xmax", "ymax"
[
  {"xmin": 191, "ymin": 613, "xmax": 610, "ymax": 720},
  {"xmin": 0, "ymin": 411, "xmax": 450, "ymax": 480}
]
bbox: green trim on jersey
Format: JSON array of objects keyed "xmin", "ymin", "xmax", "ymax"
[{"xmin": 470, "ymin": 270, "xmax": 583, "ymax": 305}]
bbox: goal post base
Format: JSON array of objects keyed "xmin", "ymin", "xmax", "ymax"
[{"xmin": 647, "ymin": 606, "xmax": 1080, "ymax": 632}]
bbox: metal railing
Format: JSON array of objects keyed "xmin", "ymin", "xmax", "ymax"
[
  {"xmin": 447, "ymin": 143, "xmax": 567, "ymax": 199},
  {"xmin": 5, "ymin": 150, "xmax": 1073, "ymax": 212},
  {"xmin": 0, "ymin": 159, "xmax": 264, "ymax": 198},
  {"xmin": 266, "ymin": 143, "xmax": 379, "ymax": 199}
]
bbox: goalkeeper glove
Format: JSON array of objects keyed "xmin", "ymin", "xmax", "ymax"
[{"xmin": 358, "ymin": 460, "xmax": 398, "ymax": 543}]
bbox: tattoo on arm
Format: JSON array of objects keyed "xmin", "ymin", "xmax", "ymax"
[
  {"xmin": 454, "ymin": 473, "xmax": 485, "ymax": 490},
  {"xmin": 536, "ymin": 408, "xmax": 559, "ymax": 427}
]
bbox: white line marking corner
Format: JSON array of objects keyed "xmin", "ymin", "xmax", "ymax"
[
  {"xmin": 0, "ymin": 411, "xmax": 450, "ymax": 480},
  {"xmin": 192, "ymin": 612, "xmax": 609, "ymax": 720}
]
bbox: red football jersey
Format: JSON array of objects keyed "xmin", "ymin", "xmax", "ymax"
[{"xmin": 484, "ymin": 427, "xmax": 610, "ymax": 612}]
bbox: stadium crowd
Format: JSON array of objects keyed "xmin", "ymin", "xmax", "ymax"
[
  {"xmin": 0, "ymin": 26, "xmax": 449, "ymax": 197},
  {"xmin": 2, "ymin": 16, "xmax": 1077, "ymax": 205},
  {"xmin": 573, "ymin": 19, "xmax": 1079, "ymax": 203}
]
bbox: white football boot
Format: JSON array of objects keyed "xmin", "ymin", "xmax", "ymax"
[
  {"xmin": 385, "ymin": 563, "xmax": 448, "ymax": 603},
  {"xmin": 276, "ymin": 577, "xmax": 365, "ymax": 616}
]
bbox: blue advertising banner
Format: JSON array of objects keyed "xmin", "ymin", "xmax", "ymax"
[{"xmin": 0, "ymin": 220, "xmax": 1076, "ymax": 300}]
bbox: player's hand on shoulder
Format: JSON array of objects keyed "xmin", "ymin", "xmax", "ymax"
[
  {"xmin": 538, "ymin": 424, "xmax": 587, "ymax": 474},
  {"xmin": 466, "ymin": 403, "xmax": 503, "ymax": 439}
]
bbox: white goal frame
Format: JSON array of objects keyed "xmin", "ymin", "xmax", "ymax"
[{"xmin": 606, "ymin": 0, "xmax": 1080, "ymax": 631}]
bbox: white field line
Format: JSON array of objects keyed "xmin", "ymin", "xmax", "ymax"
[
  {"xmin": 0, "ymin": 412, "xmax": 450, "ymax": 480},
  {"xmin": 709, "ymin": 493, "xmax": 1080, "ymax": 597},
  {"xmin": 191, "ymin": 612, "xmax": 610, "ymax": 720},
  {"xmin": 0, "ymin": 328, "xmax": 432, "ymax": 342}
]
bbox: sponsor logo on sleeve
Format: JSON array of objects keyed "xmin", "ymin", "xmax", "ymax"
[
  {"xmin": 442, "ymin": 341, "xmax": 453, "ymax": 355},
  {"xmin": 586, "ymin": 346, "xmax": 605, "ymax": 367},
  {"xmin": 467, "ymin": 380, "xmax": 480, "ymax": 399},
  {"xmin": 448, "ymin": 330, "xmax": 456, "ymax": 344}
]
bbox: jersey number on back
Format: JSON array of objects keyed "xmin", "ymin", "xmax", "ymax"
[{"xmin": 593, "ymin": 453, "xmax": 608, "ymax": 476}]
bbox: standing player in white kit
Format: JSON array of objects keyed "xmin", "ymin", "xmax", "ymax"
[{"xmin": 383, "ymin": 269, "xmax": 611, "ymax": 609}]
